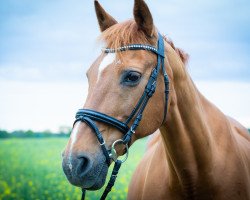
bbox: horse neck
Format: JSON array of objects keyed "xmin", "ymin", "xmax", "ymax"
[{"xmin": 160, "ymin": 46, "xmax": 220, "ymax": 188}]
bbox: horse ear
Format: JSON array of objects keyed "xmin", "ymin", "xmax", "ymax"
[
  {"xmin": 94, "ymin": 0, "xmax": 118, "ymax": 32},
  {"xmin": 133, "ymin": 0, "xmax": 154, "ymax": 37}
]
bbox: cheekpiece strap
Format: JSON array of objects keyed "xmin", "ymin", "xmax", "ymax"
[{"xmin": 157, "ymin": 34, "xmax": 165, "ymax": 57}]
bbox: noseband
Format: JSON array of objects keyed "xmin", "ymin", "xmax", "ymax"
[{"xmin": 73, "ymin": 33, "xmax": 169, "ymax": 200}]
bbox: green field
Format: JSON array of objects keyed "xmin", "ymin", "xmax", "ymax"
[{"xmin": 0, "ymin": 138, "xmax": 147, "ymax": 200}]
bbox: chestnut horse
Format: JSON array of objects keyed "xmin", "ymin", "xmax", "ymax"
[{"xmin": 62, "ymin": 0, "xmax": 250, "ymax": 199}]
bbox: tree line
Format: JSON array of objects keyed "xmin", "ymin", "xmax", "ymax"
[
  {"xmin": 0, "ymin": 126, "xmax": 71, "ymax": 139},
  {"xmin": 0, "ymin": 127, "xmax": 249, "ymax": 139}
]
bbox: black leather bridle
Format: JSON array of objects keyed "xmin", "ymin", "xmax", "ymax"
[{"xmin": 73, "ymin": 33, "xmax": 169, "ymax": 200}]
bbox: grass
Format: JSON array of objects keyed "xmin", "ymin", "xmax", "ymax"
[{"xmin": 0, "ymin": 138, "xmax": 147, "ymax": 200}]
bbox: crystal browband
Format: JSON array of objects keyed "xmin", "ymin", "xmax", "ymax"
[{"xmin": 103, "ymin": 44, "xmax": 158, "ymax": 55}]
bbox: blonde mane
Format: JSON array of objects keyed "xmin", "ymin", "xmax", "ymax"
[{"xmin": 99, "ymin": 20, "xmax": 189, "ymax": 65}]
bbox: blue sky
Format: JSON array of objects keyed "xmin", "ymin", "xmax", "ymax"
[{"xmin": 0, "ymin": 0, "xmax": 250, "ymax": 131}]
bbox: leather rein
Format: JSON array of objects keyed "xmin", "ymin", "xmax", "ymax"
[{"xmin": 73, "ymin": 33, "xmax": 169, "ymax": 200}]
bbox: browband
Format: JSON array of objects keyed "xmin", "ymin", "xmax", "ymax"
[{"xmin": 103, "ymin": 44, "xmax": 165, "ymax": 57}]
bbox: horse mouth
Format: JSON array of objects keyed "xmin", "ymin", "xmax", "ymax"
[{"xmin": 81, "ymin": 161, "xmax": 108, "ymax": 190}]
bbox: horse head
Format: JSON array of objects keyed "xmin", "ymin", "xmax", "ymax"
[{"xmin": 62, "ymin": 0, "xmax": 171, "ymax": 191}]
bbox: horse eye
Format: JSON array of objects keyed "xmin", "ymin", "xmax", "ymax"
[
  {"xmin": 121, "ymin": 71, "xmax": 142, "ymax": 86},
  {"xmin": 126, "ymin": 72, "xmax": 141, "ymax": 82}
]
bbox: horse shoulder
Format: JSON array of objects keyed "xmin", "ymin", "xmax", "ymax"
[
  {"xmin": 227, "ymin": 116, "xmax": 250, "ymax": 176},
  {"xmin": 128, "ymin": 132, "xmax": 173, "ymax": 200},
  {"xmin": 212, "ymin": 116, "xmax": 250, "ymax": 199}
]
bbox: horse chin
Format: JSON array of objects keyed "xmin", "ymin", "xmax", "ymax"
[
  {"xmin": 85, "ymin": 176, "xmax": 106, "ymax": 191},
  {"xmin": 81, "ymin": 160, "xmax": 109, "ymax": 190},
  {"xmin": 82, "ymin": 164, "xmax": 108, "ymax": 190}
]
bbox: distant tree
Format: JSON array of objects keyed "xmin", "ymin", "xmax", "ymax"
[
  {"xmin": 26, "ymin": 130, "xmax": 34, "ymax": 136},
  {"xmin": 0, "ymin": 130, "xmax": 9, "ymax": 138},
  {"xmin": 11, "ymin": 130, "xmax": 24, "ymax": 137},
  {"xmin": 10, "ymin": 130, "xmax": 36, "ymax": 138}
]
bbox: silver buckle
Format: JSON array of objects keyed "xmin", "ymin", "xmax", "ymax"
[{"xmin": 109, "ymin": 139, "xmax": 129, "ymax": 163}]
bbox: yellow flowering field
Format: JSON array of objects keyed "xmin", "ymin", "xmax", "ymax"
[{"xmin": 0, "ymin": 138, "xmax": 146, "ymax": 200}]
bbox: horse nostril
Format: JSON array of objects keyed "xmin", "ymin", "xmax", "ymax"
[
  {"xmin": 77, "ymin": 154, "xmax": 92, "ymax": 177},
  {"xmin": 79, "ymin": 157, "xmax": 88, "ymax": 174}
]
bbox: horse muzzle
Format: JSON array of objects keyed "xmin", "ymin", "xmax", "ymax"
[{"xmin": 62, "ymin": 152, "xmax": 108, "ymax": 190}]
